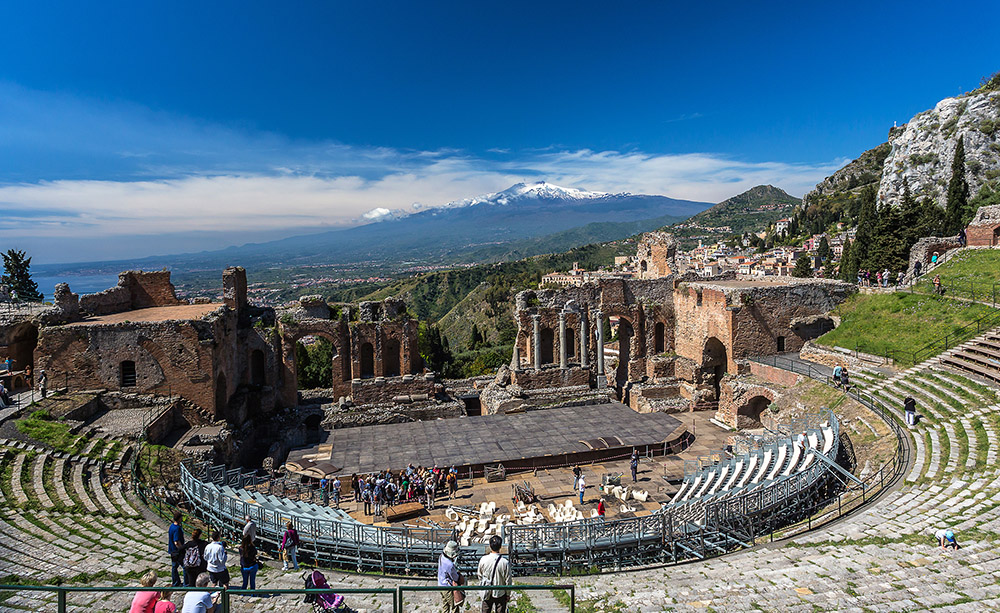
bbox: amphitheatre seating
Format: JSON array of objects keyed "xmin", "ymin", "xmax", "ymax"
[
  {"xmin": 668, "ymin": 416, "xmax": 837, "ymax": 517},
  {"xmin": 936, "ymin": 327, "xmax": 1000, "ymax": 385}
]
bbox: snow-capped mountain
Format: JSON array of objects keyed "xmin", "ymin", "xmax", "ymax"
[{"xmin": 442, "ymin": 181, "xmax": 627, "ymax": 209}]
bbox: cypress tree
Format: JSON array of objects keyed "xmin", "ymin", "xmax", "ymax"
[
  {"xmin": 817, "ymin": 236, "xmax": 831, "ymax": 262},
  {"xmin": 943, "ymin": 136, "xmax": 970, "ymax": 234},
  {"xmin": 839, "ymin": 238, "xmax": 852, "ymax": 281},
  {"xmin": 792, "ymin": 255, "xmax": 813, "ymax": 278},
  {"xmin": 1, "ymin": 249, "xmax": 43, "ymax": 302},
  {"xmin": 843, "ymin": 186, "xmax": 877, "ymax": 281}
]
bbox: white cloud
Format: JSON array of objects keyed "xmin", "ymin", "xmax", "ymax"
[{"xmin": 0, "ymin": 82, "xmax": 843, "ymax": 262}]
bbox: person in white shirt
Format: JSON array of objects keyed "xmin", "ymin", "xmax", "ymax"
[
  {"xmin": 202, "ymin": 531, "xmax": 229, "ymax": 587},
  {"xmin": 477, "ymin": 535, "xmax": 511, "ymax": 613},
  {"xmin": 242, "ymin": 516, "xmax": 256, "ymax": 542},
  {"xmin": 180, "ymin": 573, "xmax": 217, "ymax": 613}
]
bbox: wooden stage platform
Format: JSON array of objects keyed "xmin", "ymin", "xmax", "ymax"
[{"xmin": 286, "ymin": 402, "xmax": 687, "ymax": 477}]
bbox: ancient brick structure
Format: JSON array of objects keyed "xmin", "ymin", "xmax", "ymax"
[
  {"xmin": 503, "ymin": 248, "xmax": 853, "ymax": 416},
  {"xmin": 635, "ymin": 232, "xmax": 677, "ymax": 279},
  {"xmin": 9, "ymin": 267, "xmax": 430, "ymax": 429},
  {"xmin": 966, "ymin": 204, "xmax": 1000, "ymax": 247},
  {"xmin": 276, "ymin": 296, "xmax": 426, "ymax": 407}
]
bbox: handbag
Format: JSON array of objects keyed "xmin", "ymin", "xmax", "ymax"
[{"xmin": 453, "ymin": 573, "xmax": 466, "ymax": 605}]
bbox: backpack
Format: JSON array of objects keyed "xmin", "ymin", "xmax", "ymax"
[{"xmin": 182, "ymin": 543, "xmax": 201, "ymax": 568}]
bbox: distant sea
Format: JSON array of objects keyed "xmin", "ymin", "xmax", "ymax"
[{"xmin": 32, "ymin": 274, "xmax": 121, "ymax": 301}]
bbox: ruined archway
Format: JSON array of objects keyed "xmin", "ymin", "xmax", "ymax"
[
  {"xmin": 616, "ymin": 318, "xmax": 634, "ymax": 385},
  {"xmin": 215, "ymin": 372, "xmax": 228, "ymax": 415},
  {"xmin": 739, "ymin": 395, "xmax": 772, "ymax": 429},
  {"xmin": 540, "ymin": 328, "xmax": 554, "ymax": 365},
  {"xmin": 703, "ymin": 337, "xmax": 728, "ymax": 401},
  {"xmin": 8, "ymin": 322, "xmax": 38, "ymax": 375},
  {"xmin": 250, "ymin": 349, "xmax": 266, "ymax": 386},
  {"xmin": 359, "ymin": 342, "xmax": 375, "ymax": 378},
  {"xmin": 384, "ymin": 337, "xmax": 401, "ymax": 377}
]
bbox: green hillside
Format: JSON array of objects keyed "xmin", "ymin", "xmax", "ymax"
[{"xmin": 687, "ymin": 185, "xmax": 800, "ymax": 233}]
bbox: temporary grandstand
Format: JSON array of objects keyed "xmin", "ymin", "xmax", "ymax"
[{"xmin": 180, "ymin": 411, "xmax": 847, "ymax": 576}]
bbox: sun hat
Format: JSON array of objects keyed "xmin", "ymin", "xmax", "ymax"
[
  {"xmin": 443, "ymin": 540, "xmax": 460, "ymax": 560},
  {"xmin": 945, "ymin": 530, "xmax": 955, "ymax": 540}
]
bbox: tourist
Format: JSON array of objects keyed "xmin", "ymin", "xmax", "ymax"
[
  {"xmin": 578, "ymin": 473, "xmax": 586, "ymax": 505},
  {"xmin": 154, "ymin": 590, "xmax": 176, "ymax": 613},
  {"xmin": 904, "ymin": 396, "xmax": 917, "ymax": 427},
  {"xmin": 129, "ymin": 570, "xmax": 160, "ymax": 613},
  {"xmin": 936, "ymin": 528, "xmax": 959, "ymax": 550},
  {"xmin": 959, "ymin": 228, "xmax": 967, "ymax": 247},
  {"xmin": 882, "ymin": 268, "xmax": 889, "ymax": 288},
  {"xmin": 426, "ymin": 474, "xmax": 436, "ymax": 509},
  {"xmin": 630, "ymin": 450, "xmax": 639, "ymax": 482},
  {"xmin": 280, "ymin": 521, "xmax": 299, "ymax": 571},
  {"xmin": 597, "ymin": 498, "xmax": 606, "ymax": 520},
  {"xmin": 181, "ymin": 529, "xmax": 208, "ymax": 587},
  {"xmin": 352, "ymin": 473, "xmax": 360, "ymax": 503},
  {"xmin": 437, "ymin": 540, "xmax": 463, "ymax": 613},
  {"xmin": 933, "ymin": 274, "xmax": 942, "ymax": 295},
  {"xmin": 242, "ymin": 515, "xmax": 256, "ymax": 542},
  {"xmin": 362, "ymin": 480, "xmax": 372, "ymax": 515},
  {"xmin": 832, "ymin": 365, "xmax": 843, "ymax": 388},
  {"xmin": 795, "ymin": 431, "xmax": 807, "ymax": 450},
  {"xmin": 0, "ymin": 381, "xmax": 9, "ymax": 408},
  {"xmin": 180, "ymin": 573, "xmax": 218, "ymax": 613},
  {"xmin": 477, "ymin": 535, "xmax": 511, "ymax": 613},
  {"xmin": 168, "ymin": 512, "xmax": 185, "ymax": 587},
  {"xmin": 320, "ymin": 476, "xmax": 329, "ymax": 506},
  {"xmin": 896, "ymin": 271, "xmax": 904, "ymax": 286},
  {"xmin": 203, "ymin": 531, "xmax": 229, "ymax": 587},
  {"xmin": 840, "ymin": 368, "xmax": 850, "ymax": 391},
  {"xmin": 333, "ymin": 476, "xmax": 341, "ymax": 507},
  {"xmin": 239, "ymin": 534, "xmax": 258, "ymax": 591},
  {"xmin": 37, "ymin": 369, "xmax": 47, "ymax": 399},
  {"xmin": 572, "ymin": 465, "xmax": 581, "ymax": 491},
  {"xmin": 931, "ymin": 252, "xmax": 939, "ymax": 265},
  {"xmin": 914, "ymin": 260, "xmax": 923, "ymax": 278}
]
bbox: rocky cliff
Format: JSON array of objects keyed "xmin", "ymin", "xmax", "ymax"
[{"xmin": 878, "ymin": 83, "xmax": 1000, "ymax": 209}]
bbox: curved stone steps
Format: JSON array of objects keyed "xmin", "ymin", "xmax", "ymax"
[
  {"xmin": 87, "ymin": 467, "xmax": 118, "ymax": 515},
  {"xmin": 52, "ymin": 457, "xmax": 75, "ymax": 508},
  {"xmin": 917, "ymin": 371, "xmax": 989, "ymax": 405},
  {"xmin": 31, "ymin": 454, "xmax": 55, "ymax": 510},
  {"xmin": 72, "ymin": 462, "xmax": 100, "ymax": 513},
  {"xmin": 9, "ymin": 453, "xmax": 29, "ymax": 506}
]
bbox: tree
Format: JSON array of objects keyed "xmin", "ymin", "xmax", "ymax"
[
  {"xmin": 418, "ymin": 323, "xmax": 452, "ymax": 373},
  {"xmin": 842, "ymin": 186, "xmax": 877, "ymax": 281},
  {"xmin": 1, "ymin": 249, "xmax": 43, "ymax": 302},
  {"xmin": 943, "ymin": 136, "xmax": 971, "ymax": 235},
  {"xmin": 817, "ymin": 236, "xmax": 831, "ymax": 262},
  {"xmin": 792, "ymin": 255, "xmax": 813, "ymax": 278},
  {"xmin": 839, "ymin": 238, "xmax": 852, "ymax": 281},
  {"xmin": 469, "ymin": 324, "xmax": 484, "ymax": 350},
  {"xmin": 295, "ymin": 337, "xmax": 334, "ymax": 389}
]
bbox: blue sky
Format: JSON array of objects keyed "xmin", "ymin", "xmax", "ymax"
[{"xmin": 1, "ymin": 0, "xmax": 999, "ymax": 263}]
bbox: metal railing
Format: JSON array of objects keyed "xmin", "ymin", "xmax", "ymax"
[{"xmin": 0, "ymin": 583, "xmax": 575, "ymax": 612}]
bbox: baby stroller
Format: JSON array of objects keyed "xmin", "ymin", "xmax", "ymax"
[{"xmin": 303, "ymin": 569, "xmax": 356, "ymax": 612}]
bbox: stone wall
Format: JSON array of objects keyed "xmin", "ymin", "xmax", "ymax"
[
  {"xmin": 79, "ymin": 270, "xmax": 183, "ymax": 316},
  {"xmin": 511, "ymin": 365, "xmax": 590, "ymax": 390},
  {"xmin": 350, "ymin": 375, "xmax": 437, "ymax": 405},
  {"xmin": 748, "ymin": 361, "xmax": 802, "ymax": 387},
  {"xmin": 715, "ymin": 378, "xmax": 782, "ymax": 429},
  {"xmin": 908, "ymin": 236, "xmax": 963, "ymax": 270},
  {"xmin": 966, "ymin": 205, "xmax": 1000, "ymax": 247}
]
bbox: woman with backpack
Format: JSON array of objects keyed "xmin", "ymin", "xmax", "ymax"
[
  {"xmin": 180, "ymin": 529, "xmax": 208, "ymax": 587},
  {"xmin": 280, "ymin": 521, "xmax": 299, "ymax": 571}
]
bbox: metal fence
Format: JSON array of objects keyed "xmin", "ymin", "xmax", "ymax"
[{"xmin": 0, "ymin": 583, "xmax": 576, "ymax": 612}]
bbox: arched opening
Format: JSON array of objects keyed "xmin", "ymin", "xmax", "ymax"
[
  {"xmin": 640, "ymin": 260, "xmax": 648, "ymax": 275},
  {"xmin": 304, "ymin": 413, "xmax": 323, "ymax": 444},
  {"xmin": 120, "ymin": 360, "xmax": 137, "ymax": 388},
  {"xmin": 616, "ymin": 319, "xmax": 634, "ymax": 385},
  {"xmin": 8, "ymin": 322, "xmax": 38, "ymax": 377},
  {"xmin": 359, "ymin": 342, "xmax": 375, "ymax": 378},
  {"xmin": 703, "ymin": 337, "xmax": 728, "ymax": 401},
  {"xmin": 654, "ymin": 322, "xmax": 665, "ymax": 354},
  {"xmin": 295, "ymin": 335, "xmax": 336, "ymax": 389},
  {"xmin": 776, "ymin": 336, "xmax": 785, "ymax": 353},
  {"xmin": 215, "ymin": 372, "xmax": 228, "ymax": 414},
  {"xmin": 250, "ymin": 350, "xmax": 266, "ymax": 386},
  {"xmin": 384, "ymin": 338, "xmax": 401, "ymax": 377},
  {"xmin": 739, "ymin": 395, "xmax": 772, "ymax": 429},
  {"xmin": 540, "ymin": 328, "xmax": 554, "ymax": 364},
  {"xmin": 566, "ymin": 328, "xmax": 576, "ymax": 358}
]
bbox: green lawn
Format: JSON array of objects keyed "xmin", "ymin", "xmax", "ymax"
[
  {"xmin": 815, "ymin": 292, "xmax": 997, "ymax": 365},
  {"xmin": 912, "ymin": 249, "xmax": 1000, "ymax": 302}
]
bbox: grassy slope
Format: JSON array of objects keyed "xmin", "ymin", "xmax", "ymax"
[
  {"xmin": 912, "ymin": 249, "xmax": 1000, "ymax": 298},
  {"xmin": 816, "ymin": 292, "xmax": 995, "ymax": 364}
]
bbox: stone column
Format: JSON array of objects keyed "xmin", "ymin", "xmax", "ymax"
[
  {"xmin": 511, "ymin": 345, "xmax": 521, "ymax": 371},
  {"xmin": 580, "ymin": 309, "xmax": 589, "ymax": 369},
  {"xmin": 532, "ymin": 314, "xmax": 542, "ymax": 372},
  {"xmin": 559, "ymin": 311, "xmax": 568, "ymax": 370},
  {"xmin": 595, "ymin": 310, "xmax": 605, "ymax": 377}
]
